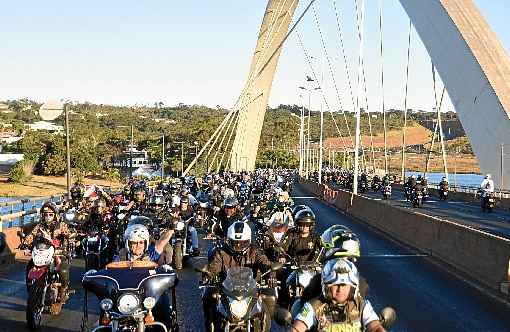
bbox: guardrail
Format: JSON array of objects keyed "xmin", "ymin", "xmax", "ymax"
[{"xmin": 0, "ymin": 196, "xmax": 63, "ymax": 231}]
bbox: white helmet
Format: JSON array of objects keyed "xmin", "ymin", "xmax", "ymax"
[
  {"xmin": 486, "ymin": 174, "xmax": 491, "ymax": 179},
  {"xmin": 321, "ymin": 258, "xmax": 359, "ymax": 300},
  {"xmin": 226, "ymin": 222, "xmax": 251, "ymax": 254},
  {"xmin": 269, "ymin": 211, "xmax": 289, "ymax": 228},
  {"xmin": 124, "ymin": 224, "xmax": 150, "ymax": 254}
]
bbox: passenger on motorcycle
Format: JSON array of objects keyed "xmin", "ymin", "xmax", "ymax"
[
  {"xmin": 282, "ymin": 209, "xmax": 321, "ymax": 264},
  {"xmin": 22, "ymin": 202, "xmax": 72, "ymax": 301},
  {"xmin": 261, "ymin": 211, "xmax": 291, "ymax": 262},
  {"xmin": 291, "ymin": 258, "xmax": 386, "ymax": 332}
]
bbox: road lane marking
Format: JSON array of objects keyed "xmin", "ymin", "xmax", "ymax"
[{"xmin": 292, "ymin": 196, "xmax": 317, "ymax": 199}]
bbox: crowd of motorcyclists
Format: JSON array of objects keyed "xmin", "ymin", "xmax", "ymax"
[
  {"xmin": 17, "ymin": 169, "xmax": 397, "ymax": 331},
  {"xmin": 314, "ymin": 167, "xmax": 497, "ymax": 212}
]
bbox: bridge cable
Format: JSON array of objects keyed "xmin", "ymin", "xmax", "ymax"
[
  {"xmin": 400, "ymin": 19, "xmax": 413, "ymax": 181},
  {"xmin": 432, "ymin": 63, "xmax": 449, "ymax": 180},
  {"xmin": 218, "ymin": 109, "xmax": 241, "ymax": 172},
  {"xmin": 208, "ymin": 109, "xmax": 239, "ymax": 172},
  {"xmin": 379, "ymin": 0, "xmax": 388, "ymax": 174},
  {"xmin": 183, "ymin": 109, "xmax": 235, "ymax": 176},
  {"xmin": 295, "ymin": 30, "xmax": 349, "ymax": 152},
  {"xmin": 353, "ymin": 0, "xmax": 377, "ymax": 173}
]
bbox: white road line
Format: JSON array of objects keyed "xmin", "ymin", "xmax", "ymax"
[{"xmin": 292, "ymin": 196, "xmax": 317, "ymax": 199}]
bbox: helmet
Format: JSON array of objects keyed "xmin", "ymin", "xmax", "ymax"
[
  {"xmin": 40, "ymin": 202, "xmax": 59, "ymax": 226},
  {"xmin": 70, "ymin": 183, "xmax": 84, "ymax": 200},
  {"xmin": 223, "ymin": 197, "xmax": 238, "ymax": 209},
  {"xmin": 321, "ymin": 258, "xmax": 359, "ymax": 300},
  {"xmin": 486, "ymin": 174, "xmax": 491, "ymax": 179},
  {"xmin": 122, "ymin": 185, "xmax": 131, "ymax": 196},
  {"xmin": 291, "ymin": 205, "xmax": 311, "ymax": 220},
  {"xmin": 442, "ymin": 177, "xmax": 447, "ymax": 181},
  {"xmin": 226, "ymin": 222, "xmax": 251, "ymax": 255},
  {"xmin": 294, "ymin": 209, "xmax": 316, "ymax": 232},
  {"xmin": 124, "ymin": 223, "xmax": 150, "ymax": 254},
  {"xmin": 269, "ymin": 211, "xmax": 289, "ymax": 228},
  {"xmin": 132, "ymin": 184, "xmax": 146, "ymax": 202},
  {"xmin": 411, "ymin": 175, "xmax": 416, "ymax": 179},
  {"xmin": 180, "ymin": 195, "xmax": 190, "ymax": 204},
  {"xmin": 149, "ymin": 194, "xmax": 165, "ymax": 206},
  {"xmin": 278, "ymin": 191, "xmax": 290, "ymax": 203},
  {"xmin": 320, "ymin": 225, "xmax": 360, "ymax": 262}
]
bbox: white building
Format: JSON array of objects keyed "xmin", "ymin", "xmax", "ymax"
[
  {"xmin": 26, "ymin": 121, "xmax": 64, "ymax": 133},
  {"xmin": 112, "ymin": 147, "xmax": 151, "ymax": 168}
]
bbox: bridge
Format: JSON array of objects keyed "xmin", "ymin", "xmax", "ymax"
[{"xmin": 2, "ymin": 0, "xmax": 510, "ymax": 331}]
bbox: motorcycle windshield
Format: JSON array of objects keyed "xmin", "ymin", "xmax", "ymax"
[
  {"xmin": 222, "ymin": 267, "xmax": 256, "ymax": 299},
  {"xmin": 82, "ymin": 265, "xmax": 177, "ymax": 300}
]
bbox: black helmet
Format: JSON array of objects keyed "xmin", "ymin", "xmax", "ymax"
[
  {"xmin": 180, "ymin": 195, "xmax": 190, "ymax": 204},
  {"xmin": 294, "ymin": 209, "xmax": 316, "ymax": 232},
  {"xmin": 223, "ymin": 197, "xmax": 238, "ymax": 208},
  {"xmin": 70, "ymin": 183, "xmax": 84, "ymax": 200},
  {"xmin": 291, "ymin": 205, "xmax": 311, "ymax": 220}
]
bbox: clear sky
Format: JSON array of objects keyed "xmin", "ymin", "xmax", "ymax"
[{"xmin": 0, "ymin": 0, "xmax": 508, "ymax": 112}]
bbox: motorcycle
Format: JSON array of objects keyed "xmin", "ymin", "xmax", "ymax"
[
  {"xmin": 284, "ymin": 261, "xmax": 321, "ymax": 310},
  {"xmin": 196, "ymin": 199, "xmax": 211, "ymax": 229},
  {"xmin": 82, "ymin": 261, "xmax": 179, "ymax": 332},
  {"xmin": 172, "ymin": 216, "xmax": 194, "ymax": 269},
  {"xmin": 480, "ymin": 190, "xmax": 496, "ymax": 212},
  {"xmin": 19, "ymin": 235, "xmax": 72, "ymax": 330},
  {"xmin": 199, "ymin": 265, "xmax": 280, "ymax": 332},
  {"xmin": 411, "ymin": 189, "xmax": 423, "ymax": 208},
  {"xmin": 382, "ymin": 185, "xmax": 392, "ymax": 200},
  {"xmin": 439, "ymin": 185, "xmax": 449, "ymax": 201},
  {"xmin": 81, "ymin": 226, "xmax": 109, "ymax": 272}
]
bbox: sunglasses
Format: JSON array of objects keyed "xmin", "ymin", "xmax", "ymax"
[{"xmin": 129, "ymin": 241, "xmax": 145, "ymax": 246}]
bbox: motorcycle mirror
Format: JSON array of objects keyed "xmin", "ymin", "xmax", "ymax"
[
  {"xmin": 273, "ymin": 307, "xmax": 292, "ymax": 326},
  {"xmin": 271, "ymin": 262, "xmax": 284, "ymax": 271},
  {"xmin": 379, "ymin": 307, "xmax": 396, "ymax": 328}
]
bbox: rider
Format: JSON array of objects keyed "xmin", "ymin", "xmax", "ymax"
[
  {"xmin": 22, "ymin": 202, "xmax": 72, "ymax": 302},
  {"xmin": 480, "ymin": 174, "xmax": 495, "ymax": 193},
  {"xmin": 114, "ymin": 217, "xmax": 174, "ymax": 263},
  {"xmin": 201, "ymin": 221, "xmax": 272, "ymax": 331},
  {"xmin": 291, "ymin": 258, "xmax": 386, "ymax": 332},
  {"xmin": 212, "ymin": 197, "xmax": 244, "ymax": 238},
  {"xmin": 127, "ymin": 184, "xmax": 149, "ymax": 214},
  {"xmin": 282, "ymin": 209, "xmax": 321, "ymax": 264},
  {"xmin": 439, "ymin": 176, "xmax": 449, "ymax": 189}
]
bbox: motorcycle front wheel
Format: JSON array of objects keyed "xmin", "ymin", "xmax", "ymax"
[
  {"xmin": 174, "ymin": 242, "xmax": 183, "ymax": 270},
  {"xmin": 26, "ymin": 281, "xmax": 44, "ymax": 330}
]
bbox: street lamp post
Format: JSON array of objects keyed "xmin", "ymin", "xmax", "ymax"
[
  {"xmin": 173, "ymin": 141, "xmax": 184, "ymax": 176},
  {"xmin": 161, "ymin": 134, "xmax": 165, "ymax": 179},
  {"xmin": 64, "ymin": 104, "xmax": 71, "ymax": 198}
]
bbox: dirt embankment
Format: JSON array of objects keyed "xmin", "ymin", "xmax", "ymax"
[{"xmin": 0, "ymin": 175, "xmax": 122, "ymax": 197}]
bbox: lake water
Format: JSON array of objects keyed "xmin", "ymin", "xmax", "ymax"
[{"xmin": 406, "ymin": 171, "xmax": 484, "ymax": 187}]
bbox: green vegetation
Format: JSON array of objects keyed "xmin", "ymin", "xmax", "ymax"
[
  {"xmin": 9, "ymin": 159, "xmax": 35, "ymax": 183},
  {"xmin": 0, "ymin": 99, "xmax": 469, "ymax": 178}
]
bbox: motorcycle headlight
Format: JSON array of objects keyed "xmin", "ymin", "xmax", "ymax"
[
  {"xmin": 117, "ymin": 293, "xmax": 140, "ymax": 315},
  {"xmin": 143, "ymin": 297, "xmax": 156, "ymax": 310},
  {"xmin": 229, "ymin": 298, "xmax": 250, "ymax": 319},
  {"xmin": 100, "ymin": 298, "xmax": 113, "ymax": 311}
]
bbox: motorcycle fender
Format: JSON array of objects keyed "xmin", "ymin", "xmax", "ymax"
[{"xmin": 28, "ymin": 266, "xmax": 48, "ymax": 282}]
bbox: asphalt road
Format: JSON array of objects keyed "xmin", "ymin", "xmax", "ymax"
[{"xmin": 0, "ymin": 183, "xmax": 509, "ymax": 331}]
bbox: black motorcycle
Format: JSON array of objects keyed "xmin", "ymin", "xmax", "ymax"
[
  {"xmin": 439, "ymin": 185, "xmax": 449, "ymax": 201},
  {"xmin": 82, "ymin": 226, "xmax": 109, "ymax": 272},
  {"xmin": 382, "ymin": 184, "xmax": 392, "ymax": 200},
  {"xmin": 480, "ymin": 190, "xmax": 496, "ymax": 212},
  {"xmin": 411, "ymin": 189, "xmax": 423, "ymax": 208},
  {"xmin": 199, "ymin": 266, "xmax": 279, "ymax": 332},
  {"xmin": 172, "ymin": 216, "xmax": 195, "ymax": 269},
  {"xmin": 81, "ymin": 261, "xmax": 179, "ymax": 332}
]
